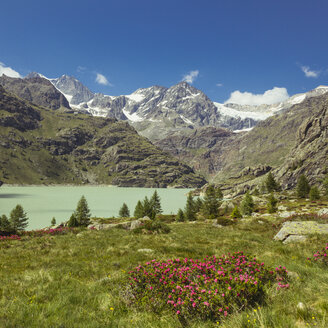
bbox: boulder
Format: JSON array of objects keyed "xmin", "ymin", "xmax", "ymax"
[
  {"xmin": 318, "ymin": 208, "xmax": 328, "ymax": 216},
  {"xmin": 130, "ymin": 220, "xmax": 143, "ymax": 230},
  {"xmin": 274, "ymin": 221, "xmax": 328, "ymax": 243}
]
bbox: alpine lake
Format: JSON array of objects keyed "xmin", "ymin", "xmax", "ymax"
[{"xmin": 0, "ymin": 185, "xmax": 192, "ymax": 230}]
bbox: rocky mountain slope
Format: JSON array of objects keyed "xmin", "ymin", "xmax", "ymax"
[
  {"xmin": 0, "ymin": 75, "xmax": 71, "ymax": 110},
  {"xmin": 0, "ymin": 85, "xmax": 206, "ymax": 187}
]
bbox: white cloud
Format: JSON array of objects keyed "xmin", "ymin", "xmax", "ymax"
[
  {"xmin": 0, "ymin": 62, "xmax": 21, "ymax": 78},
  {"xmin": 182, "ymin": 70, "xmax": 199, "ymax": 84},
  {"xmin": 225, "ymin": 87, "xmax": 289, "ymax": 105},
  {"xmin": 95, "ymin": 73, "xmax": 112, "ymax": 86},
  {"xmin": 301, "ymin": 65, "xmax": 320, "ymax": 78},
  {"xmin": 216, "ymin": 83, "xmax": 223, "ymax": 87},
  {"xmin": 77, "ymin": 66, "xmax": 86, "ymax": 73}
]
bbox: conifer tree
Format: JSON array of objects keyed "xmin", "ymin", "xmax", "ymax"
[
  {"xmin": 230, "ymin": 206, "xmax": 242, "ymax": 219},
  {"xmin": 74, "ymin": 195, "xmax": 91, "ymax": 226},
  {"xmin": 202, "ymin": 184, "xmax": 222, "ymax": 219},
  {"xmin": 51, "ymin": 217, "xmax": 56, "ymax": 226},
  {"xmin": 134, "ymin": 200, "xmax": 144, "ymax": 218},
  {"xmin": 194, "ymin": 197, "xmax": 203, "ymax": 213},
  {"xmin": 150, "ymin": 190, "xmax": 162, "ymax": 216},
  {"xmin": 184, "ymin": 192, "xmax": 197, "ymax": 221},
  {"xmin": 267, "ymin": 193, "xmax": 278, "ymax": 213},
  {"xmin": 0, "ymin": 214, "xmax": 12, "ymax": 232},
  {"xmin": 142, "ymin": 196, "xmax": 155, "ymax": 219},
  {"xmin": 265, "ymin": 172, "xmax": 279, "ymax": 193},
  {"xmin": 68, "ymin": 213, "xmax": 79, "ymax": 227},
  {"xmin": 296, "ymin": 174, "xmax": 310, "ymax": 198},
  {"xmin": 176, "ymin": 208, "xmax": 185, "ymax": 222},
  {"xmin": 9, "ymin": 204, "xmax": 28, "ymax": 232},
  {"xmin": 241, "ymin": 191, "xmax": 254, "ymax": 216},
  {"xmin": 309, "ymin": 186, "xmax": 320, "ymax": 201},
  {"xmin": 119, "ymin": 203, "xmax": 130, "ymax": 217}
]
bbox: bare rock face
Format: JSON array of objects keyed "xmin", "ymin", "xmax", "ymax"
[
  {"xmin": 274, "ymin": 94, "xmax": 328, "ymax": 189},
  {"xmin": 0, "ymin": 75, "xmax": 70, "ymax": 110}
]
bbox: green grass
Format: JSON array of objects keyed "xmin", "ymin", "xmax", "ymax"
[{"xmin": 0, "ymin": 217, "xmax": 327, "ymax": 327}]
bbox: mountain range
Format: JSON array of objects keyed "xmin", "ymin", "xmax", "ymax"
[{"xmin": 0, "ymin": 71, "xmax": 327, "ymax": 192}]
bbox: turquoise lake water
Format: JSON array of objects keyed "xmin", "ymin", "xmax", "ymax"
[{"xmin": 0, "ymin": 186, "xmax": 192, "ymax": 230}]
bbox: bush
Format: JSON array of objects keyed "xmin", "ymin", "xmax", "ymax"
[
  {"xmin": 133, "ymin": 220, "xmax": 171, "ymax": 234},
  {"xmin": 127, "ymin": 252, "xmax": 288, "ymax": 324},
  {"xmin": 215, "ymin": 217, "xmax": 235, "ymax": 226},
  {"xmin": 296, "ymin": 174, "xmax": 310, "ymax": 198},
  {"xmin": 176, "ymin": 209, "xmax": 185, "ymax": 222},
  {"xmin": 267, "ymin": 193, "xmax": 278, "ymax": 213},
  {"xmin": 307, "ymin": 243, "xmax": 328, "ymax": 266}
]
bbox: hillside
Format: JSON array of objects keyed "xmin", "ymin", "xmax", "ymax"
[{"xmin": 0, "ymin": 85, "xmax": 206, "ymax": 187}]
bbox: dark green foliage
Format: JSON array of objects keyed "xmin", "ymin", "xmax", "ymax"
[
  {"xmin": 119, "ymin": 203, "xmax": 130, "ymax": 217},
  {"xmin": 323, "ymin": 175, "xmax": 328, "ymax": 196},
  {"xmin": 132, "ymin": 219, "xmax": 171, "ymax": 234},
  {"xmin": 241, "ymin": 191, "xmax": 254, "ymax": 216},
  {"xmin": 231, "ymin": 206, "xmax": 242, "ymax": 218},
  {"xmin": 134, "ymin": 200, "xmax": 144, "ymax": 219},
  {"xmin": 73, "ymin": 195, "xmax": 91, "ymax": 226},
  {"xmin": 67, "ymin": 213, "xmax": 79, "ymax": 227},
  {"xmin": 194, "ymin": 197, "xmax": 203, "ymax": 213},
  {"xmin": 265, "ymin": 172, "xmax": 279, "ymax": 192},
  {"xmin": 142, "ymin": 196, "xmax": 155, "ymax": 220},
  {"xmin": 297, "ymin": 174, "xmax": 310, "ymax": 198},
  {"xmin": 216, "ymin": 217, "xmax": 235, "ymax": 226},
  {"xmin": 309, "ymin": 186, "xmax": 320, "ymax": 201},
  {"xmin": 267, "ymin": 193, "xmax": 278, "ymax": 213},
  {"xmin": 150, "ymin": 190, "xmax": 162, "ymax": 216},
  {"xmin": 184, "ymin": 192, "xmax": 197, "ymax": 221},
  {"xmin": 51, "ymin": 217, "xmax": 56, "ymax": 226},
  {"xmin": 0, "ymin": 214, "xmax": 13, "ymax": 232},
  {"xmin": 176, "ymin": 208, "xmax": 185, "ymax": 222},
  {"xmin": 202, "ymin": 184, "xmax": 223, "ymax": 219},
  {"xmin": 9, "ymin": 204, "xmax": 28, "ymax": 232}
]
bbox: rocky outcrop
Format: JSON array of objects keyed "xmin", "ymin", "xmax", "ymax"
[
  {"xmin": 0, "ymin": 75, "xmax": 70, "ymax": 110},
  {"xmin": 274, "ymin": 221, "xmax": 328, "ymax": 244}
]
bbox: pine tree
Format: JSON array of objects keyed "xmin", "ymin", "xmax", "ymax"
[
  {"xmin": 150, "ymin": 190, "xmax": 162, "ymax": 216},
  {"xmin": 265, "ymin": 172, "xmax": 279, "ymax": 192},
  {"xmin": 184, "ymin": 192, "xmax": 197, "ymax": 221},
  {"xmin": 51, "ymin": 217, "xmax": 56, "ymax": 226},
  {"xmin": 119, "ymin": 203, "xmax": 130, "ymax": 217},
  {"xmin": 74, "ymin": 195, "xmax": 91, "ymax": 226},
  {"xmin": 0, "ymin": 214, "xmax": 12, "ymax": 232},
  {"xmin": 176, "ymin": 208, "xmax": 185, "ymax": 222},
  {"xmin": 267, "ymin": 193, "xmax": 278, "ymax": 213},
  {"xmin": 296, "ymin": 174, "xmax": 310, "ymax": 198},
  {"xmin": 202, "ymin": 184, "xmax": 222, "ymax": 219},
  {"xmin": 134, "ymin": 200, "xmax": 144, "ymax": 218},
  {"xmin": 68, "ymin": 213, "xmax": 79, "ymax": 227},
  {"xmin": 309, "ymin": 186, "xmax": 320, "ymax": 201},
  {"xmin": 194, "ymin": 197, "xmax": 203, "ymax": 213},
  {"xmin": 323, "ymin": 175, "xmax": 328, "ymax": 196},
  {"xmin": 230, "ymin": 206, "xmax": 242, "ymax": 219},
  {"xmin": 142, "ymin": 196, "xmax": 155, "ymax": 219},
  {"xmin": 9, "ymin": 204, "xmax": 28, "ymax": 232},
  {"xmin": 241, "ymin": 191, "xmax": 254, "ymax": 216}
]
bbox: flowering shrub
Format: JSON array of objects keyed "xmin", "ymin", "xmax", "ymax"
[
  {"xmin": 128, "ymin": 252, "xmax": 288, "ymax": 323},
  {"xmin": 0, "ymin": 234, "xmax": 21, "ymax": 241},
  {"xmin": 307, "ymin": 243, "xmax": 328, "ymax": 266},
  {"xmin": 21, "ymin": 227, "xmax": 74, "ymax": 238}
]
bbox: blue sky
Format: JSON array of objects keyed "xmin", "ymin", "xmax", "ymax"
[{"xmin": 1, "ymin": 0, "xmax": 328, "ymax": 104}]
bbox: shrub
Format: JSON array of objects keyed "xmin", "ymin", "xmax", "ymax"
[
  {"xmin": 132, "ymin": 220, "xmax": 171, "ymax": 234},
  {"xmin": 231, "ymin": 206, "xmax": 242, "ymax": 219},
  {"xmin": 309, "ymin": 186, "xmax": 320, "ymax": 201},
  {"xmin": 215, "ymin": 217, "xmax": 234, "ymax": 226},
  {"xmin": 267, "ymin": 193, "xmax": 278, "ymax": 213},
  {"xmin": 307, "ymin": 243, "xmax": 328, "ymax": 266},
  {"xmin": 296, "ymin": 174, "xmax": 310, "ymax": 198},
  {"xmin": 127, "ymin": 252, "xmax": 288, "ymax": 324}
]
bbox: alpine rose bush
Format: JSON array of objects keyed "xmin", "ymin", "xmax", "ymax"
[
  {"xmin": 307, "ymin": 243, "xmax": 328, "ymax": 266},
  {"xmin": 0, "ymin": 235, "xmax": 21, "ymax": 241},
  {"xmin": 128, "ymin": 252, "xmax": 288, "ymax": 323}
]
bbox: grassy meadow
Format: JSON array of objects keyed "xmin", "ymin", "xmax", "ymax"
[{"xmin": 0, "ymin": 204, "xmax": 328, "ymax": 328}]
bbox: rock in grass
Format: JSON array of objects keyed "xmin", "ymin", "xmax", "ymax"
[
  {"xmin": 318, "ymin": 208, "xmax": 328, "ymax": 216},
  {"xmin": 137, "ymin": 248, "xmax": 154, "ymax": 253},
  {"xmin": 274, "ymin": 221, "xmax": 328, "ymax": 243}
]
